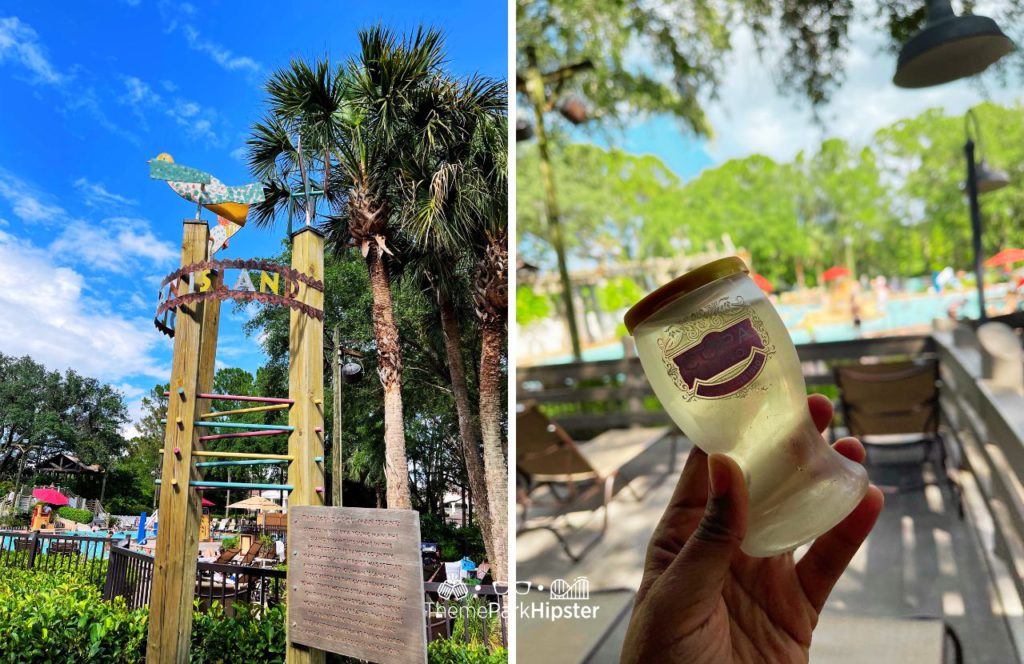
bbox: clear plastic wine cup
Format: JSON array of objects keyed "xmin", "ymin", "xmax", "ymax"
[{"xmin": 624, "ymin": 257, "xmax": 868, "ymax": 557}]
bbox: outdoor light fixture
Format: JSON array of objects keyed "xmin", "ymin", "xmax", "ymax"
[
  {"xmin": 341, "ymin": 359, "xmax": 364, "ymax": 384},
  {"xmin": 558, "ymin": 96, "xmax": 588, "ymax": 125},
  {"xmin": 516, "ymin": 118, "xmax": 534, "ymax": 142},
  {"xmin": 962, "ymin": 108, "xmax": 1011, "ymax": 322},
  {"xmin": 894, "ymin": 0, "xmax": 1014, "ymax": 88},
  {"xmin": 973, "ymin": 160, "xmax": 1011, "ymax": 194}
]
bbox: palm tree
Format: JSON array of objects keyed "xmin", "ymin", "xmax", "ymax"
[
  {"xmin": 396, "ymin": 73, "xmax": 508, "ymax": 577},
  {"xmin": 470, "ymin": 114, "xmax": 510, "ymax": 581},
  {"xmin": 397, "ymin": 73, "xmax": 506, "ymax": 571}
]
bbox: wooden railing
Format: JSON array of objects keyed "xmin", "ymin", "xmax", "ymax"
[
  {"xmin": 931, "ymin": 329, "xmax": 1024, "ymax": 655},
  {"xmin": 517, "ymin": 335, "xmax": 934, "ymax": 438}
]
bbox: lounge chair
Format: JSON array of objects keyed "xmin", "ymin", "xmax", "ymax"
[
  {"xmin": 835, "ymin": 359, "xmax": 961, "ymax": 510},
  {"xmin": 516, "ymin": 402, "xmax": 676, "ymax": 561},
  {"xmin": 236, "ymin": 540, "xmax": 263, "ymax": 567},
  {"xmin": 214, "ymin": 547, "xmax": 240, "ymax": 564}
]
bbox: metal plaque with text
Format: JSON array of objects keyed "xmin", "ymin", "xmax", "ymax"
[{"xmin": 288, "ymin": 506, "xmax": 427, "ymax": 664}]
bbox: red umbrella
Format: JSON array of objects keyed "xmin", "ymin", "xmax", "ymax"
[
  {"xmin": 32, "ymin": 488, "xmax": 69, "ymax": 506},
  {"xmin": 750, "ymin": 272, "xmax": 774, "ymax": 293},
  {"xmin": 201, "ymin": 498, "xmax": 215, "ymax": 507},
  {"xmin": 822, "ymin": 266, "xmax": 852, "ymax": 282},
  {"xmin": 985, "ymin": 248, "xmax": 1024, "ymax": 267}
]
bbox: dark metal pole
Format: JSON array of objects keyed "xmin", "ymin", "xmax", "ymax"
[
  {"xmin": 332, "ymin": 331, "xmax": 343, "ymax": 507},
  {"xmin": 965, "ymin": 138, "xmax": 987, "ymax": 322}
]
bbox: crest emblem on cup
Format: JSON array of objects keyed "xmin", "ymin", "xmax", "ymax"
[{"xmin": 658, "ymin": 297, "xmax": 775, "ymax": 401}]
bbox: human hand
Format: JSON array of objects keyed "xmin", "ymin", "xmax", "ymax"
[{"xmin": 621, "ymin": 394, "xmax": 884, "ymax": 664}]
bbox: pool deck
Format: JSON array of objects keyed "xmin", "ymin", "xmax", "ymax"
[{"xmin": 517, "ymin": 441, "xmax": 1021, "ymax": 663}]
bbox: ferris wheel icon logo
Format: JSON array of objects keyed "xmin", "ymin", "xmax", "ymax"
[{"xmin": 549, "ymin": 576, "xmax": 589, "ymax": 601}]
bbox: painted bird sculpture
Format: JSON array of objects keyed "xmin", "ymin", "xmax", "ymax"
[{"xmin": 148, "ymin": 153, "xmax": 265, "ymax": 254}]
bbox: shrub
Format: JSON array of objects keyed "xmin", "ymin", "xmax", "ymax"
[
  {"xmin": 451, "ymin": 597, "xmax": 504, "ymax": 651},
  {"xmin": 57, "ymin": 507, "xmax": 93, "ymax": 524},
  {"xmin": 190, "ymin": 601, "xmax": 286, "ymax": 663},
  {"xmin": 0, "ymin": 568, "xmax": 147, "ymax": 662},
  {"xmin": 428, "ymin": 638, "xmax": 508, "ymax": 664},
  {"xmin": 0, "ymin": 512, "xmax": 30, "ymax": 528},
  {"xmin": 0, "ymin": 569, "xmax": 291, "ymax": 663},
  {"xmin": 221, "ymin": 535, "xmax": 240, "ymax": 550}
]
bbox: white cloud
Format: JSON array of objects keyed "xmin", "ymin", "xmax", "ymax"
[
  {"xmin": 50, "ymin": 217, "xmax": 178, "ymax": 274},
  {"xmin": 0, "ymin": 230, "xmax": 168, "ymax": 383},
  {"xmin": 74, "ymin": 177, "xmax": 138, "ymax": 209},
  {"xmin": 181, "ymin": 24, "xmax": 261, "ymax": 75},
  {"xmin": 0, "ymin": 167, "xmax": 65, "ymax": 223},
  {"xmin": 701, "ymin": 21, "xmax": 1022, "ymax": 164},
  {"xmin": 229, "ymin": 146, "xmax": 247, "ymax": 163},
  {"xmin": 116, "ymin": 75, "xmax": 223, "ymax": 143},
  {"xmin": 0, "ymin": 16, "xmax": 64, "ymax": 85}
]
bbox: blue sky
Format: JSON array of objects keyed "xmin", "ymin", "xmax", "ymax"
[
  {"xmin": 571, "ymin": 16, "xmax": 1021, "ymax": 184},
  {"xmin": 0, "ymin": 1, "xmax": 507, "ymax": 432}
]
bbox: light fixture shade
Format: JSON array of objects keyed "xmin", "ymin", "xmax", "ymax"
[
  {"xmin": 976, "ymin": 160, "xmax": 1010, "ymax": 193},
  {"xmin": 515, "ymin": 118, "xmax": 534, "ymax": 142},
  {"xmin": 894, "ymin": 1, "xmax": 1014, "ymax": 88},
  {"xmin": 341, "ymin": 361, "xmax": 363, "ymax": 384}
]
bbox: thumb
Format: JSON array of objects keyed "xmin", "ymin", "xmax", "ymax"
[{"xmin": 662, "ymin": 453, "xmax": 748, "ymax": 605}]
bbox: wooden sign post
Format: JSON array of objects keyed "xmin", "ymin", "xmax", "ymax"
[
  {"xmin": 286, "ymin": 227, "xmax": 327, "ymax": 664},
  {"xmin": 147, "ymin": 220, "xmax": 210, "ymax": 663}
]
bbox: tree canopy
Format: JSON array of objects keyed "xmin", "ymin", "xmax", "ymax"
[{"xmin": 517, "ymin": 101, "xmax": 1024, "ymax": 298}]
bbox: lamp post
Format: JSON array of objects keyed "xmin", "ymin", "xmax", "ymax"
[
  {"xmin": 329, "ymin": 326, "xmax": 364, "ymax": 507},
  {"xmin": 963, "ymin": 109, "xmax": 1010, "ymax": 322},
  {"xmin": 893, "ymin": 0, "xmax": 1014, "ymax": 88},
  {"xmin": 518, "ymin": 48, "xmax": 594, "ymax": 362}
]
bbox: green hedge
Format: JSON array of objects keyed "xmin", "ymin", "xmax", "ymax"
[
  {"xmin": 428, "ymin": 639, "xmax": 508, "ymax": 664},
  {"xmin": 0, "ymin": 569, "xmax": 507, "ymax": 663},
  {"xmin": 57, "ymin": 507, "xmax": 93, "ymax": 524},
  {"xmin": 0, "ymin": 568, "xmax": 147, "ymax": 662}
]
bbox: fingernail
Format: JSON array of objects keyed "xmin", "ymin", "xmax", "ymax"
[{"xmin": 709, "ymin": 454, "xmax": 732, "ymax": 497}]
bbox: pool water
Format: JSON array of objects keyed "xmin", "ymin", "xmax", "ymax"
[
  {"xmin": 540, "ymin": 288, "xmax": 1004, "ymax": 365},
  {"xmin": 1, "ymin": 530, "xmax": 134, "ymax": 560}
]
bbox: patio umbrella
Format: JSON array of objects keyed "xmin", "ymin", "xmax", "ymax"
[
  {"xmin": 822, "ymin": 266, "xmax": 852, "ymax": 282},
  {"xmin": 750, "ymin": 273, "xmax": 773, "ymax": 293},
  {"xmin": 985, "ymin": 248, "xmax": 1024, "ymax": 267},
  {"xmin": 201, "ymin": 498, "xmax": 214, "ymax": 507},
  {"xmin": 227, "ymin": 496, "xmax": 283, "ymax": 512},
  {"xmin": 32, "ymin": 487, "xmax": 69, "ymax": 506}
]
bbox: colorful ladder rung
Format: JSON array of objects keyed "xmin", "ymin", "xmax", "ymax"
[
  {"xmin": 159, "ymin": 449, "xmax": 293, "ymax": 461},
  {"xmin": 195, "ymin": 459, "xmax": 289, "ymax": 467},
  {"xmin": 199, "ymin": 429, "xmax": 290, "ymax": 442},
  {"xmin": 155, "ymin": 480, "xmax": 293, "ymax": 491},
  {"xmin": 199, "ymin": 403, "xmax": 289, "ymax": 419},
  {"xmin": 161, "ymin": 420, "xmax": 294, "ymax": 431},
  {"xmin": 162, "ymin": 392, "xmax": 293, "ymax": 405}
]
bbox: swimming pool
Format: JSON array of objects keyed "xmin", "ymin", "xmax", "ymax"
[
  {"xmin": 536, "ymin": 288, "xmax": 1003, "ymax": 365},
  {"xmin": 0, "ymin": 530, "xmax": 133, "ymax": 560}
]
